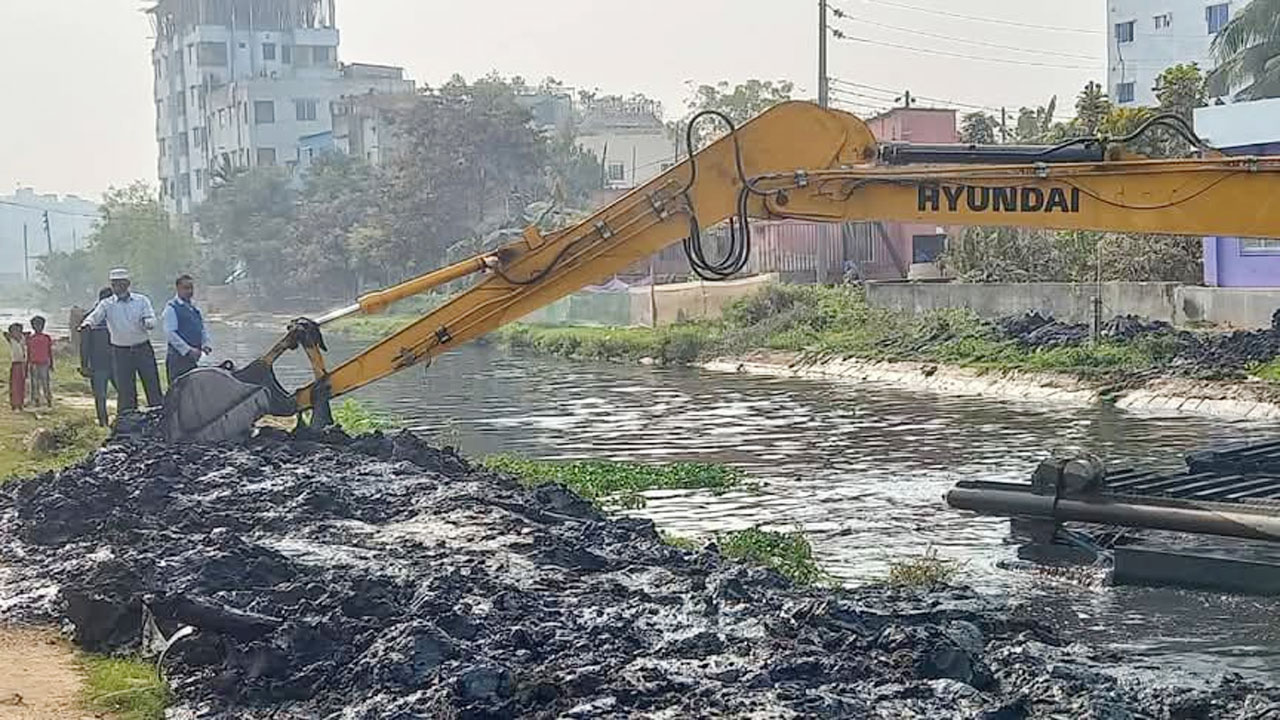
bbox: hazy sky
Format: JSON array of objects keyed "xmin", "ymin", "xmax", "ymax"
[{"xmin": 0, "ymin": 1, "xmax": 1108, "ymax": 200}]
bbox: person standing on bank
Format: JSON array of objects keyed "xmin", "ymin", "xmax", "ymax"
[
  {"xmin": 80, "ymin": 287, "xmax": 116, "ymax": 426},
  {"xmin": 161, "ymin": 274, "xmax": 211, "ymax": 389},
  {"xmin": 80, "ymin": 268, "xmax": 163, "ymax": 412}
]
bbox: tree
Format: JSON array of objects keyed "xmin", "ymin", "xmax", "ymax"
[
  {"xmin": 40, "ymin": 182, "xmax": 196, "ymax": 306},
  {"xmin": 1154, "ymin": 63, "xmax": 1208, "ymax": 120},
  {"xmin": 960, "ymin": 112, "xmax": 998, "ymax": 144},
  {"xmin": 195, "ymin": 169, "xmax": 296, "ymax": 293},
  {"xmin": 1074, "ymin": 81, "xmax": 1111, "ymax": 134},
  {"xmin": 1014, "ymin": 96, "xmax": 1059, "ymax": 142},
  {"xmin": 1210, "ymin": 0, "xmax": 1280, "ymax": 99},
  {"xmin": 677, "ymin": 79, "xmax": 794, "ymax": 152}
]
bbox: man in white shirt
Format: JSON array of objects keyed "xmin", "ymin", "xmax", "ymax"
[{"xmin": 80, "ymin": 268, "xmax": 163, "ymax": 412}]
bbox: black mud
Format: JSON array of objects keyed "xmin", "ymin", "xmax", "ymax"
[{"xmin": 1, "ymin": 429, "xmax": 1277, "ymax": 718}]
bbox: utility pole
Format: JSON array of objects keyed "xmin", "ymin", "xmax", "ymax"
[
  {"xmin": 22, "ymin": 224, "xmax": 29, "ymax": 282},
  {"xmin": 818, "ymin": 0, "xmax": 829, "ymax": 108},
  {"xmin": 897, "ymin": 90, "xmax": 914, "ymax": 109},
  {"xmin": 42, "ymin": 211, "xmax": 52, "ymax": 254},
  {"xmin": 1000, "ymin": 107, "xmax": 1008, "ymax": 144}
]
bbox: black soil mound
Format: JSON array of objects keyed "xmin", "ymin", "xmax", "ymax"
[{"xmin": 1, "ymin": 429, "xmax": 1276, "ymax": 718}]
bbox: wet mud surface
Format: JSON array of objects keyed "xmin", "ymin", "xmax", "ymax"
[{"xmin": 2, "ymin": 428, "xmax": 1279, "ymax": 718}]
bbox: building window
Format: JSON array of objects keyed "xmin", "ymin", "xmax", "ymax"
[
  {"xmin": 312, "ymin": 46, "xmax": 333, "ymax": 63},
  {"xmin": 1207, "ymin": 4, "xmax": 1230, "ymax": 34},
  {"xmin": 197, "ymin": 41, "xmax": 228, "ymax": 67},
  {"xmin": 254, "ymin": 100, "xmax": 275, "ymax": 124},
  {"xmin": 1154, "ymin": 13, "xmax": 1172, "ymax": 29},
  {"xmin": 1115, "ymin": 20, "xmax": 1135, "ymax": 43},
  {"xmin": 262, "ymin": 42, "xmax": 276, "ymax": 61},
  {"xmin": 158, "ymin": 138, "xmax": 167, "ymax": 158},
  {"xmin": 1241, "ymin": 239, "xmax": 1280, "ymax": 255},
  {"xmin": 195, "ymin": 169, "xmax": 205, "ymax": 190},
  {"xmin": 1116, "ymin": 81, "xmax": 1136, "ymax": 103},
  {"xmin": 295, "ymin": 99, "xmax": 318, "ymax": 121},
  {"xmin": 257, "ymin": 147, "xmax": 277, "ymax": 166},
  {"xmin": 607, "ymin": 162, "xmax": 626, "ymax": 182},
  {"xmin": 281, "ymin": 44, "xmax": 293, "ymax": 64},
  {"xmin": 177, "ymin": 132, "xmax": 189, "ymax": 156}
]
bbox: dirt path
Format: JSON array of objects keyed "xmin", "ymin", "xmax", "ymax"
[{"xmin": 0, "ymin": 627, "xmax": 94, "ymax": 719}]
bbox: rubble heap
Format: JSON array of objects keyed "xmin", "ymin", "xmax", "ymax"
[{"xmin": 0, "ymin": 429, "xmax": 1276, "ymax": 718}]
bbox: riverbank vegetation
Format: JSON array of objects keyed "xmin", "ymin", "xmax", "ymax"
[
  {"xmin": 0, "ymin": 355, "xmax": 109, "ymax": 480},
  {"xmin": 490, "ymin": 284, "xmax": 1194, "ymax": 379},
  {"xmin": 483, "ymin": 455, "xmax": 747, "ymax": 509}
]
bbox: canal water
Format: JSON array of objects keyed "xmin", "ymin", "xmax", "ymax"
[{"xmin": 206, "ymin": 321, "xmax": 1280, "ymax": 683}]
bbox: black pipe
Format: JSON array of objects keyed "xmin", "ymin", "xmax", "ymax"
[
  {"xmin": 946, "ymin": 483, "xmax": 1280, "ymax": 542},
  {"xmin": 881, "ymin": 142, "xmax": 1107, "ymax": 166}
]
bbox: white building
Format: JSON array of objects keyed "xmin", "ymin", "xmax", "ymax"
[
  {"xmin": 575, "ymin": 98, "xmax": 677, "ymax": 191},
  {"xmin": 1107, "ymin": 0, "xmax": 1249, "ymax": 106},
  {"xmin": 0, "ymin": 189, "xmax": 99, "ymax": 285},
  {"xmin": 148, "ymin": 0, "xmax": 413, "ymax": 215}
]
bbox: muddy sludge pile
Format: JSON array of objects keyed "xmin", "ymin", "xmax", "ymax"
[
  {"xmin": 1, "ymin": 430, "xmax": 1278, "ymax": 719},
  {"xmin": 996, "ymin": 310, "xmax": 1280, "ymax": 378}
]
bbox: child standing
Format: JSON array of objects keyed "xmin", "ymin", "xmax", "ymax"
[
  {"xmin": 27, "ymin": 316, "xmax": 53, "ymax": 408},
  {"xmin": 6, "ymin": 323, "xmax": 26, "ymax": 411}
]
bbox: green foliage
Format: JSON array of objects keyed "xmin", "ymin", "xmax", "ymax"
[
  {"xmin": 717, "ymin": 528, "xmax": 829, "ymax": 586},
  {"xmin": 943, "ymin": 227, "xmax": 1202, "ymax": 284},
  {"xmin": 1013, "ymin": 96, "xmax": 1059, "ymax": 143},
  {"xmin": 1210, "ymin": 0, "xmax": 1280, "ymax": 100},
  {"xmin": 1251, "ymin": 358, "xmax": 1280, "ymax": 382},
  {"xmin": 1074, "ymin": 81, "xmax": 1111, "ymax": 134},
  {"xmin": 196, "ymin": 168, "xmax": 296, "ymax": 293},
  {"xmin": 960, "ymin": 112, "xmax": 998, "ymax": 144},
  {"xmin": 81, "ymin": 655, "xmax": 169, "ymax": 720},
  {"xmin": 484, "ymin": 455, "xmax": 745, "ymax": 510},
  {"xmin": 886, "ymin": 548, "xmax": 962, "ymax": 589},
  {"xmin": 676, "ymin": 78, "xmax": 794, "ymax": 151},
  {"xmin": 1155, "ymin": 63, "xmax": 1208, "ymax": 120},
  {"xmin": 40, "ymin": 182, "xmax": 197, "ymax": 307},
  {"xmin": 332, "ymin": 399, "xmax": 397, "ymax": 434},
  {"xmin": 661, "ymin": 531, "xmax": 700, "ymax": 551},
  {"xmin": 492, "ymin": 324, "xmax": 716, "ymax": 365}
]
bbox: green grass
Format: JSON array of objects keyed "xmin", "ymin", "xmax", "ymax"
[
  {"xmin": 661, "ymin": 531, "xmax": 700, "ymax": 550},
  {"xmin": 491, "ymin": 283, "xmax": 1188, "ymax": 381},
  {"xmin": 492, "ymin": 324, "xmax": 713, "ymax": 365},
  {"xmin": 885, "ymin": 548, "xmax": 963, "ymax": 589},
  {"xmin": 717, "ymin": 528, "xmax": 830, "ymax": 586},
  {"xmin": 483, "ymin": 455, "xmax": 746, "ymax": 509},
  {"xmin": 81, "ymin": 655, "xmax": 169, "ymax": 720},
  {"xmin": 326, "ymin": 314, "xmax": 418, "ymax": 341},
  {"xmin": 331, "ymin": 398, "xmax": 398, "ymax": 434},
  {"xmin": 1252, "ymin": 358, "xmax": 1280, "ymax": 383}
]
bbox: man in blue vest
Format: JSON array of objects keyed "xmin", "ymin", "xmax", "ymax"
[{"xmin": 161, "ymin": 274, "xmax": 212, "ymax": 391}]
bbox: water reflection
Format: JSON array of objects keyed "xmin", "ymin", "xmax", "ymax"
[{"xmin": 216, "ymin": 323, "xmax": 1280, "ymax": 679}]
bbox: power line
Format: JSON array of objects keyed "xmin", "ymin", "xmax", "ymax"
[
  {"xmin": 848, "ymin": 0, "xmax": 1102, "ymax": 35},
  {"xmin": 830, "ymin": 30, "xmax": 1100, "ymax": 71},
  {"xmin": 829, "ymin": 78, "xmax": 1076, "ymax": 122},
  {"xmin": 0, "ymin": 199, "xmax": 100, "ymax": 219},
  {"xmin": 829, "ymin": 8, "xmax": 1103, "ymax": 62}
]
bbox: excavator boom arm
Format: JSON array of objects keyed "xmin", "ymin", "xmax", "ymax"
[{"xmin": 160, "ymin": 102, "xmax": 1280, "ymax": 441}]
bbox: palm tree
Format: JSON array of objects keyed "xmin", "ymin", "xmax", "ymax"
[{"xmin": 1209, "ymin": 0, "xmax": 1280, "ymax": 99}]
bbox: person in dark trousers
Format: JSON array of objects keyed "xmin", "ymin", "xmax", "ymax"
[
  {"xmin": 161, "ymin": 274, "xmax": 211, "ymax": 390},
  {"xmin": 80, "ymin": 287, "xmax": 116, "ymax": 426},
  {"xmin": 80, "ymin": 268, "xmax": 162, "ymax": 413}
]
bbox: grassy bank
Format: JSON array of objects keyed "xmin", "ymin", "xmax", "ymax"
[
  {"xmin": 0, "ymin": 355, "xmax": 108, "ymax": 480},
  {"xmin": 490, "ymin": 284, "xmax": 1190, "ymax": 379}
]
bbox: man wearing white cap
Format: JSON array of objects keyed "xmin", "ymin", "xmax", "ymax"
[{"xmin": 80, "ymin": 268, "xmax": 163, "ymax": 412}]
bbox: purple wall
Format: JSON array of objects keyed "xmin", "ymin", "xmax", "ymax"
[{"xmin": 1204, "ymin": 141, "xmax": 1280, "ymax": 287}]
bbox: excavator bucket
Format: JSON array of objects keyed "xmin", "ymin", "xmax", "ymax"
[{"xmin": 161, "ymin": 367, "xmax": 277, "ymax": 443}]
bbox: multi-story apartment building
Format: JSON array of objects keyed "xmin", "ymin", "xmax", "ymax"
[
  {"xmin": 1107, "ymin": 0, "xmax": 1250, "ymax": 106},
  {"xmin": 148, "ymin": 0, "xmax": 413, "ymax": 214}
]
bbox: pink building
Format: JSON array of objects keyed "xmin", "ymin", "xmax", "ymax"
[{"xmin": 865, "ymin": 108, "xmax": 959, "ymax": 277}]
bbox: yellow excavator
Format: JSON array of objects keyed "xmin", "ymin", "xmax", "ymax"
[{"xmin": 162, "ymin": 101, "xmax": 1280, "ymax": 443}]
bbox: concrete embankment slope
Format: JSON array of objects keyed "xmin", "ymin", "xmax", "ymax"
[
  {"xmin": 0, "ymin": 428, "xmax": 1276, "ymax": 717},
  {"xmin": 703, "ymin": 351, "xmax": 1280, "ymax": 420}
]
